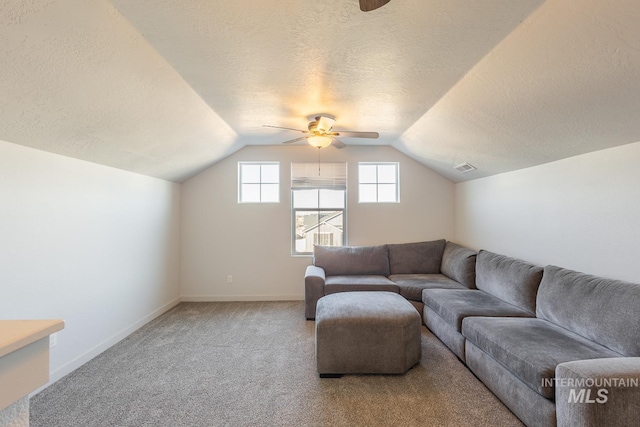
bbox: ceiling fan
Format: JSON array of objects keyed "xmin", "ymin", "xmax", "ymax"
[
  {"xmin": 359, "ymin": 0, "xmax": 391, "ymax": 12},
  {"xmin": 263, "ymin": 114, "xmax": 379, "ymax": 150}
]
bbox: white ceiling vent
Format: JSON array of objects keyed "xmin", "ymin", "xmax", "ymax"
[{"xmin": 454, "ymin": 162, "xmax": 477, "ymax": 173}]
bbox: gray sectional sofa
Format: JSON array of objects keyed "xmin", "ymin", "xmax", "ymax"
[
  {"xmin": 423, "ymin": 250, "xmax": 543, "ymax": 361},
  {"xmin": 306, "ymin": 240, "xmax": 640, "ymax": 427},
  {"xmin": 304, "ymin": 239, "xmax": 477, "ymax": 320}
]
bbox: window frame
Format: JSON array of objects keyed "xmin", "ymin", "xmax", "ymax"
[
  {"xmin": 237, "ymin": 161, "xmax": 280, "ymax": 203},
  {"xmin": 358, "ymin": 162, "xmax": 400, "ymax": 203}
]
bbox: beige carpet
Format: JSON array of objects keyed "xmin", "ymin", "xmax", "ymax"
[{"xmin": 31, "ymin": 302, "xmax": 524, "ymax": 426}]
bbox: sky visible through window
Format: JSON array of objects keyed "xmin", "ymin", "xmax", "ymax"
[
  {"xmin": 239, "ymin": 162, "xmax": 279, "ymax": 203},
  {"xmin": 359, "ymin": 162, "xmax": 399, "ymax": 203}
]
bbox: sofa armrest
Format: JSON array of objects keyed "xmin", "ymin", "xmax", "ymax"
[
  {"xmin": 305, "ymin": 265, "xmax": 326, "ymax": 320},
  {"xmin": 556, "ymin": 357, "xmax": 640, "ymax": 427}
]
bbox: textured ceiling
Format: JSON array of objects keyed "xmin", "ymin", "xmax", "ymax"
[
  {"xmin": 398, "ymin": 0, "xmax": 640, "ymax": 181},
  {"xmin": 1, "ymin": 0, "xmax": 639, "ymax": 182}
]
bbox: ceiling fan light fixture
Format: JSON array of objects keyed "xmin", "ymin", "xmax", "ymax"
[
  {"xmin": 264, "ymin": 114, "xmax": 378, "ymax": 148},
  {"xmin": 307, "ymin": 135, "xmax": 332, "ymax": 149}
]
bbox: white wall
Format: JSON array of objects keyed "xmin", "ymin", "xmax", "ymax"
[
  {"xmin": 181, "ymin": 145, "xmax": 455, "ymax": 300},
  {"xmin": 0, "ymin": 140, "xmax": 181, "ymax": 384},
  {"xmin": 455, "ymin": 141, "xmax": 640, "ymax": 282}
]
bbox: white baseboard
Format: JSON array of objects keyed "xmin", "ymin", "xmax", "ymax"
[
  {"xmin": 180, "ymin": 294, "xmax": 304, "ymax": 302},
  {"xmin": 31, "ymin": 297, "xmax": 181, "ymax": 396}
]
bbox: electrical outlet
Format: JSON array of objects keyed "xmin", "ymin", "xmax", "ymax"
[
  {"xmin": 50, "ymin": 333, "xmax": 58, "ymax": 348},
  {"xmin": 227, "ymin": 275, "xmax": 233, "ymax": 284}
]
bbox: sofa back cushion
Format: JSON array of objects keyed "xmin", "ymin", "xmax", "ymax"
[
  {"xmin": 387, "ymin": 239, "xmax": 446, "ymax": 275},
  {"xmin": 441, "ymin": 242, "xmax": 477, "ymax": 289},
  {"xmin": 476, "ymin": 250, "xmax": 543, "ymax": 314},
  {"xmin": 536, "ymin": 265, "xmax": 640, "ymax": 356},
  {"xmin": 314, "ymin": 245, "xmax": 390, "ymax": 277}
]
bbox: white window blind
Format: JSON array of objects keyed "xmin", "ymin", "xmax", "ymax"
[{"xmin": 291, "ymin": 163, "xmax": 347, "ymax": 190}]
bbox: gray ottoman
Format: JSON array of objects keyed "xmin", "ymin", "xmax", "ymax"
[{"xmin": 315, "ymin": 291, "xmax": 422, "ymax": 377}]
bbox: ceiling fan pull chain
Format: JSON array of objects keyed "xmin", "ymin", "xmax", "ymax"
[{"xmin": 318, "ymin": 147, "xmax": 321, "ymax": 176}]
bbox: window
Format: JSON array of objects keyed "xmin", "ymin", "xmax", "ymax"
[
  {"xmin": 238, "ymin": 162, "xmax": 279, "ymax": 203},
  {"xmin": 291, "ymin": 163, "xmax": 347, "ymax": 255},
  {"xmin": 358, "ymin": 162, "xmax": 399, "ymax": 203}
]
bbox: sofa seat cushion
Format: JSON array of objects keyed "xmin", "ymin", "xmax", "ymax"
[
  {"xmin": 462, "ymin": 317, "xmax": 622, "ymax": 399},
  {"xmin": 325, "ymin": 275, "xmax": 399, "ymax": 294},
  {"xmin": 389, "ymin": 274, "xmax": 467, "ymax": 302},
  {"xmin": 422, "ymin": 289, "xmax": 532, "ymax": 331}
]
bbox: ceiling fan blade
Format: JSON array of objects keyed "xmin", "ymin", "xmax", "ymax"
[
  {"xmin": 359, "ymin": 0, "xmax": 391, "ymax": 12},
  {"xmin": 331, "ymin": 137, "xmax": 346, "ymax": 149},
  {"xmin": 263, "ymin": 125, "xmax": 308, "ymax": 133},
  {"xmin": 333, "ymin": 131, "xmax": 379, "ymax": 139},
  {"xmin": 281, "ymin": 136, "xmax": 307, "ymax": 144}
]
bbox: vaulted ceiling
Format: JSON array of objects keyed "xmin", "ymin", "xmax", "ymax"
[{"xmin": 1, "ymin": 0, "xmax": 639, "ymax": 182}]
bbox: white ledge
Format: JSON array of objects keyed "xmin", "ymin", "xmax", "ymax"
[
  {"xmin": 0, "ymin": 320, "xmax": 64, "ymax": 358},
  {"xmin": 0, "ymin": 319, "xmax": 65, "ymax": 411}
]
